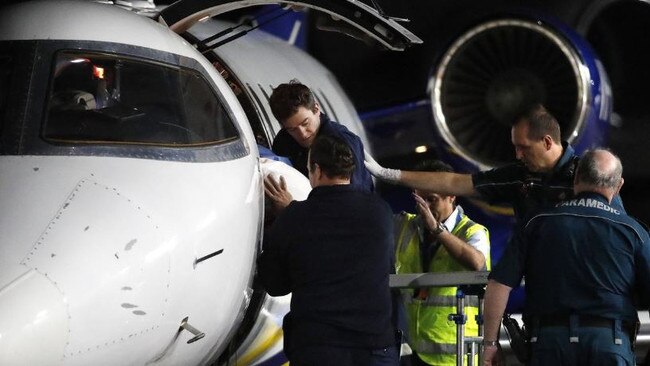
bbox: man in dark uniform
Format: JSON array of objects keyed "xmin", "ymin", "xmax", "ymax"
[
  {"xmin": 364, "ymin": 104, "xmax": 609, "ymax": 223},
  {"xmin": 259, "ymin": 135, "xmax": 398, "ymax": 366},
  {"xmin": 269, "ymin": 80, "xmax": 373, "ymax": 192},
  {"xmin": 482, "ymin": 149, "xmax": 650, "ymax": 365}
]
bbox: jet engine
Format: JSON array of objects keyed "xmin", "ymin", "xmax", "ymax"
[{"xmin": 429, "ymin": 15, "xmax": 612, "ymax": 170}]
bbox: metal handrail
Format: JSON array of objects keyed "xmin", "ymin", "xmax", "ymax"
[{"xmin": 390, "ymin": 271, "xmax": 489, "ymax": 365}]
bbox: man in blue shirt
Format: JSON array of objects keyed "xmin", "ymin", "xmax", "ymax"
[
  {"xmin": 259, "ymin": 134, "xmax": 398, "ymax": 366},
  {"xmin": 482, "ymin": 149, "xmax": 650, "ymax": 365},
  {"xmin": 270, "ymin": 80, "xmax": 373, "ymax": 192}
]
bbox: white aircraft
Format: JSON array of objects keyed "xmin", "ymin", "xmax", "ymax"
[{"xmin": 0, "ymin": 1, "xmax": 421, "ymax": 365}]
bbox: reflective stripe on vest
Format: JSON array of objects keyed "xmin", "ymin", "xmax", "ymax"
[
  {"xmin": 414, "ymin": 340, "xmax": 457, "ymax": 354},
  {"xmin": 401, "ymin": 292, "xmax": 480, "ymax": 307}
]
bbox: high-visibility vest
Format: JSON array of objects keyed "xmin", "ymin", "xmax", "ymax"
[{"xmin": 395, "ymin": 208, "xmax": 490, "ymax": 366}]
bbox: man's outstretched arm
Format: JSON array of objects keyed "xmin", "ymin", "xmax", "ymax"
[{"xmin": 364, "ymin": 151, "xmax": 478, "ymax": 197}]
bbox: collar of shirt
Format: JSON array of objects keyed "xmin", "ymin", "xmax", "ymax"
[
  {"xmin": 308, "ymin": 183, "xmax": 356, "ymax": 199},
  {"xmin": 441, "ymin": 205, "xmax": 463, "ymax": 232},
  {"xmin": 550, "ymin": 141, "xmax": 576, "ymax": 175},
  {"xmin": 315, "ymin": 112, "xmax": 332, "ymax": 137},
  {"xmin": 574, "ymin": 191, "xmax": 610, "ymax": 203}
]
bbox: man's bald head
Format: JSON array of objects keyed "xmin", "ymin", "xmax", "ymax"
[{"xmin": 574, "ymin": 149, "xmax": 624, "ymax": 202}]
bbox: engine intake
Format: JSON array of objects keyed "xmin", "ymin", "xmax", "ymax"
[{"xmin": 429, "ymin": 18, "xmax": 610, "ymax": 169}]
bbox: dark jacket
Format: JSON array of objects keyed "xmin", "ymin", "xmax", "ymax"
[
  {"xmin": 472, "ymin": 142, "xmax": 578, "ymax": 225},
  {"xmin": 490, "ymin": 192, "xmax": 650, "ymax": 323},
  {"xmin": 259, "ymin": 184, "xmax": 395, "ymax": 352},
  {"xmin": 271, "ymin": 113, "xmax": 374, "ymax": 192}
]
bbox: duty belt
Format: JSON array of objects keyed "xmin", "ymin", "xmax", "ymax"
[{"xmin": 534, "ymin": 314, "xmax": 637, "ymax": 345}]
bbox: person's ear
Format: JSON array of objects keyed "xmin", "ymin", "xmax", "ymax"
[
  {"xmin": 542, "ymin": 135, "xmax": 554, "ymax": 150},
  {"xmin": 312, "ymin": 102, "xmax": 321, "ymax": 115},
  {"xmin": 616, "ymin": 178, "xmax": 624, "ymax": 195}
]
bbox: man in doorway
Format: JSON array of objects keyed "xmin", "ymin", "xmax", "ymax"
[{"xmin": 270, "ymin": 79, "xmax": 373, "ymax": 192}]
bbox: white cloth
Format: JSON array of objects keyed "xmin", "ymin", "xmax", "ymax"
[{"xmin": 260, "ymin": 158, "xmax": 311, "ymax": 201}]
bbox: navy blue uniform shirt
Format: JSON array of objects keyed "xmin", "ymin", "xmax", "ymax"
[
  {"xmin": 272, "ymin": 113, "xmax": 374, "ymax": 192},
  {"xmin": 259, "ymin": 184, "xmax": 395, "ymax": 350},
  {"xmin": 490, "ymin": 192, "xmax": 650, "ymax": 322}
]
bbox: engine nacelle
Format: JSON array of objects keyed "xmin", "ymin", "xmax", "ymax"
[{"xmin": 429, "ymin": 15, "xmax": 612, "ymax": 170}]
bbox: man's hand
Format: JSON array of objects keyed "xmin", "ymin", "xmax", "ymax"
[
  {"xmin": 482, "ymin": 344, "xmax": 501, "ymax": 366},
  {"xmin": 413, "ymin": 192, "xmax": 439, "ymax": 232},
  {"xmin": 364, "ymin": 150, "xmax": 401, "ymax": 183},
  {"xmin": 264, "ymin": 175, "xmax": 293, "ymax": 213}
]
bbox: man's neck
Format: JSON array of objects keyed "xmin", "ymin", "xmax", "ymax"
[
  {"xmin": 439, "ymin": 206, "xmax": 455, "ymax": 224},
  {"xmin": 314, "ymin": 177, "xmax": 350, "ymax": 187},
  {"xmin": 543, "ymin": 143, "xmax": 564, "ymax": 173},
  {"xmin": 575, "ymin": 186, "xmax": 615, "ymax": 203}
]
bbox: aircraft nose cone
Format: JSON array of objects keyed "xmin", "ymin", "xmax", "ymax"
[{"xmin": 0, "ymin": 268, "xmax": 68, "ymax": 365}]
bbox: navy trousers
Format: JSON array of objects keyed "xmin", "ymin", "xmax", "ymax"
[{"xmin": 530, "ymin": 326, "xmax": 635, "ymax": 366}]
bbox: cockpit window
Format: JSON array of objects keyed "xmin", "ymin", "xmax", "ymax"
[{"xmin": 44, "ymin": 51, "xmax": 239, "ymax": 146}]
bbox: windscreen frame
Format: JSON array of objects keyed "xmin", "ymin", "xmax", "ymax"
[{"xmin": 0, "ymin": 39, "xmax": 249, "ymax": 163}]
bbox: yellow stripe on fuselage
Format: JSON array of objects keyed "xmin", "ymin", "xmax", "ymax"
[{"xmin": 237, "ymin": 326, "xmax": 284, "ymax": 365}]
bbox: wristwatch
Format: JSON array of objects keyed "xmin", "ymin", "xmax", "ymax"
[
  {"xmin": 482, "ymin": 340, "xmax": 499, "ymax": 347},
  {"xmin": 430, "ymin": 222, "xmax": 446, "ymax": 236}
]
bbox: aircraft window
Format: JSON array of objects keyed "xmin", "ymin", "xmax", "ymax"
[{"xmin": 44, "ymin": 52, "xmax": 239, "ymax": 146}]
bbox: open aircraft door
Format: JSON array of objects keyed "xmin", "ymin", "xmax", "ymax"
[{"xmin": 158, "ymin": 0, "xmax": 422, "ymax": 51}]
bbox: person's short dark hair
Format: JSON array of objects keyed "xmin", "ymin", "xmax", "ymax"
[
  {"xmin": 412, "ymin": 159, "xmax": 454, "ymax": 174},
  {"xmin": 308, "ymin": 135, "xmax": 355, "ymax": 179},
  {"xmin": 575, "ymin": 149, "xmax": 623, "ymax": 190},
  {"xmin": 269, "ymin": 79, "xmax": 316, "ymax": 124},
  {"xmin": 515, "ymin": 104, "xmax": 561, "ymax": 142},
  {"xmin": 413, "ymin": 159, "xmax": 457, "ymax": 205}
]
